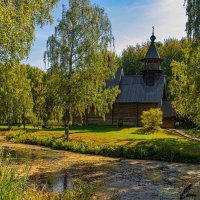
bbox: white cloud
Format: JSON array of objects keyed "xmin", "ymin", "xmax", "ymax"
[{"xmin": 112, "ymin": 0, "xmax": 187, "ymax": 55}]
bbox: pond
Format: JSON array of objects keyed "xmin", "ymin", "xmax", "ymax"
[
  {"xmin": 2, "ymin": 147, "xmax": 74, "ymax": 192},
  {"xmin": 1, "ymin": 142, "xmax": 200, "ymax": 199},
  {"xmin": 29, "ymin": 170, "xmax": 73, "ymax": 192}
]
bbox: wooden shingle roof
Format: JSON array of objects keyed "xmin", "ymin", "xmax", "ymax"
[{"xmin": 116, "ymin": 75, "xmax": 166, "ymax": 103}]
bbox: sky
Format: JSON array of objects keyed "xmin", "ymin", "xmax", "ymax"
[{"xmin": 22, "ymin": 0, "xmax": 187, "ymax": 69}]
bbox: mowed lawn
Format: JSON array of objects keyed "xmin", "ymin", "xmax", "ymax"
[
  {"xmin": 6, "ymin": 125, "xmax": 186, "ymax": 146},
  {"xmin": 3, "ymin": 125, "xmax": 200, "ymax": 163},
  {"xmin": 68, "ymin": 126, "xmax": 185, "ymax": 145}
]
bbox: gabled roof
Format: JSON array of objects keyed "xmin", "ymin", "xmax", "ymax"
[
  {"xmin": 161, "ymin": 100, "xmax": 176, "ymax": 118},
  {"xmin": 107, "ymin": 74, "xmax": 166, "ymax": 103},
  {"xmin": 106, "ymin": 67, "xmax": 123, "ymax": 89}
]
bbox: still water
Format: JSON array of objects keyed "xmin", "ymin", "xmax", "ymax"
[
  {"xmin": 2, "ymin": 147, "xmax": 74, "ymax": 192},
  {"xmin": 29, "ymin": 170, "xmax": 73, "ymax": 192}
]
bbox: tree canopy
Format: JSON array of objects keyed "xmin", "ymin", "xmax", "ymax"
[
  {"xmin": 121, "ymin": 38, "xmax": 191, "ymax": 95},
  {"xmin": 44, "ymin": 0, "xmax": 120, "ymax": 140},
  {"xmin": 185, "ymin": 0, "xmax": 200, "ymax": 40},
  {"xmin": 0, "ymin": 0, "xmax": 57, "ymax": 63},
  {"xmin": 169, "ymin": 1, "xmax": 200, "ymax": 127}
]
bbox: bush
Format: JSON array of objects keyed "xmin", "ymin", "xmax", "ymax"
[{"xmin": 141, "ymin": 108, "xmax": 163, "ymax": 130}]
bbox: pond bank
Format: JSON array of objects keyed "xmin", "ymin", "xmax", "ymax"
[{"xmin": 0, "ymin": 134, "xmax": 200, "ymax": 200}]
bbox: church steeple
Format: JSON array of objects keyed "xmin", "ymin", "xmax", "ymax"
[
  {"xmin": 144, "ymin": 27, "xmax": 160, "ymax": 60},
  {"xmin": 142, "ymin": 27, "xmax": 163, "ymax": 86}
]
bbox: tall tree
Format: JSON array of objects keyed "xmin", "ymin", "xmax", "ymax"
[
  {"xmin": 44, "ymin": 0, "xmax": 120, "ymax": 140},
  {"xmin": 185, "ymin": 0, "xmax": 200, "ymax": 40},
  {"xmin": 170, "ymin": 45, "xmax": 200, "ymax": 126},
  {"xmin": 0, "ymin": 64, "xmax": 33, "ymax": 128},
  {"xmin": 0, "ymin": 0, "xmax": 57, "ymax": 63},
  {"xmin": 169, "ymin": 1, "xmax": 200, "ymax": 126},
  {"xmin": 26, "ymin": 65, "xmax": 47, "ymax": 123},
  {"xmin": 0, "ymin": 0, "xmax": 57, "ymax": 128}
]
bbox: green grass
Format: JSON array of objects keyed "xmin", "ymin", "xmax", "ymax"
[
  {"xmin": 183, "ymin": 129, "xmax": 200, "ymax": 138},
  {"xmin": 3, "ymin": 125, "xmax": 200, "ymax": 164}
]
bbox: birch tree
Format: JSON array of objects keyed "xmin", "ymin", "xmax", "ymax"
[{"xmin": 44, "ymin": 0, "xmax": 120, "ymax": 140}]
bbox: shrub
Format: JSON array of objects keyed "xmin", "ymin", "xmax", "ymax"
[{"xmin": 141, "ymin": 108, "xmax": 163, "ymax": 130}]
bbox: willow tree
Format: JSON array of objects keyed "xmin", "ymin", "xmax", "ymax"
[
  {"xmin": 0, "ymin": 0, "xmax": 57, "ymax": 128},
  {"xmin": 0, "ymin": 64, "xmax": 33, "ymax": 128},
  {"xmin": 44, "ymin": 0, "xmax": 120, "ymax": 140}
]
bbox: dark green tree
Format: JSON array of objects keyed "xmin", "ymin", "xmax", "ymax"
[
  {"xmin": 26, "ymin": 65, "xmax": 47, "ymax": 123},
  {"xmin": 185, "ymin": 0, "xmax": 200, "ymax": 40},
  {"xmin": 121, "ymin": 43, "xmax": 148, "ymax": 75}
]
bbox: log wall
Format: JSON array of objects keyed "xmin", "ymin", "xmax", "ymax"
[
  {"xmin": 87, "ymin": 103, "xmax": 158, "ymax": 126},
  {"xmin": 162, "ymin": 118, "xmax": 175, "ymax": 128}
]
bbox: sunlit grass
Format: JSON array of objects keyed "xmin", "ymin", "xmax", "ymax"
[
  {"xmin": 22, "ymin": 126, "xmax": 185, "ymax": 146},
  {"xmin": 4, "ymin": 125, "xmax": 200, "ymax": 163}
]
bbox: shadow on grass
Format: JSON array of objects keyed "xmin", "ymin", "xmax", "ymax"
[
  {"xmin": 130, "ymin": 128, "xmax": 155, "ymax": 135},
  {"xmin": 36, "ymin": 125, "xmax": 123, "ymax": 133}
]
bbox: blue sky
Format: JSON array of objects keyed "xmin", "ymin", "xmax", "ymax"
[{"xmin": 23, "ymin": 0, "xmax": 187, "ymax": 69}]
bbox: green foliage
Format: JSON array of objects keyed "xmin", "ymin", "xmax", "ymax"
[
  {"xmin": 7, "ymin": 128, "xmax": 200, "ymax": 164},
  {"xmin": 121, "ymin": 38, "xmax": 192, "ymax": 97},
  {"xmin": 141, "ymin": 108, "xmax": 163, "ymax": 130},
  {"xmin": 121, "ymin": 43, "xmax": 148, "ymax": 75},
  {"xmin": 184, "ymin": 0, "xmax": 200, "ymax": 40},
  {"xmin": 26, "ymin": 65, "xmax": 47, "ymax": 122},
  {"xmin": 160, "ymin": 38, "xmax": 190, "ymax": 80},
  {"xmin": 0, "ymin": 149, "xmax": 28, "ymax": 200},
  {"xmin": 170, "ymin": 44, "xmax": 200, "ymax": 126},
  {"xmin": 0, "ymin": 0, "xmax": 57, "ymax": 63},
  {"xmin": 183, "ymin": 129, "xmax": 200, "ymax": 138},
  {"xmin": 0, "ymin": 64, "xmax": 34, "ymax": 128},
  {"xmin": 44, "ymin": 0, "xmax": 120, "ymax": 139}
]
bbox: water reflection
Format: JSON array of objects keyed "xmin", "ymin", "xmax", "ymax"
[
  {"xmin": 2, "ymin": 147, "xmax": 73, "ymax": 192},
  {"xmin": 30, "ymin": 170, "xmax": 73, "ymax": 192}
]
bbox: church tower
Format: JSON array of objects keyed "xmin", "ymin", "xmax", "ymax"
[{"xmin": 142, "ymin": 27, "xmax": 163, "ymax": 86}]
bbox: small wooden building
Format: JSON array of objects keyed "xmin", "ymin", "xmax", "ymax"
[{"xmin": 86, "ymin": 31, "xmax": 176, "ymax": 128}]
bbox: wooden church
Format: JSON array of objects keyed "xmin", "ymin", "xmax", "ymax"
[{"xmin": 86, "ymin": 30, "xmax": 176, "ymax": 128}]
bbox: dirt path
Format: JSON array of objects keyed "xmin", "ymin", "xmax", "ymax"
[
  {"xmin": 173, "ymin": 129, "xmax": 200, "ymax": 142},
  {"xmin": 0, "ymin": 134, "xmax": 200, "ymax": 200}
]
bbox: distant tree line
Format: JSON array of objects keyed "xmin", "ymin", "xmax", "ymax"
[
  {"xmin": 121, "ymin": 38, "xmax": 192, "ymax": 94},
  {"xmin": 0, "ymin": 0, "xmax": 199, "ymax": 132}
]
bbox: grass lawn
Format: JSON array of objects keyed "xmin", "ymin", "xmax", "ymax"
[
  {"xmin": 41, "ymin": 126, "xmax": 185, "ymax": 146},
  {"xmin": 183, "ymin": 129, "xmax": 200, "ymax": 138},
  {"xmin": 5, "ymin": 125, "xmax": 185, "ymax": 145},
  {"xmin": 2, "ymin": 125, "xmax": 200, "ymax": 163}
]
